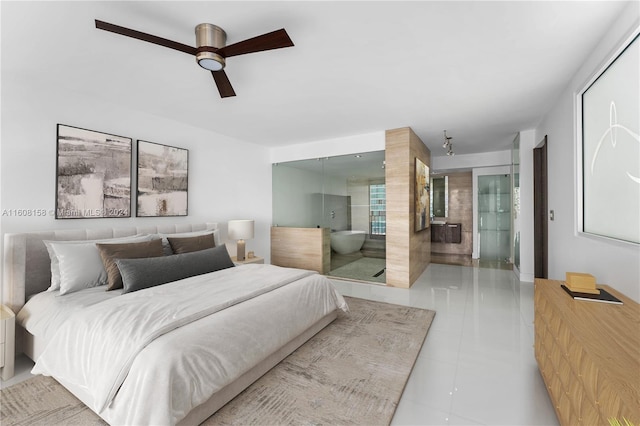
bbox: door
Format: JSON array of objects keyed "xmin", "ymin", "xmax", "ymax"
[
  {"xmin": 478, "ymin": 174, "xmax": 511, "ymax": 261},
  {"xmin": 534, "ymin": 136, "xmax": 548, "ymax": 278}
]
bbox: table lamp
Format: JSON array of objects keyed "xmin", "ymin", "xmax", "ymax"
[{"xmin": 228, "ymin": 220, "xmax": 254, "ymax": 261}]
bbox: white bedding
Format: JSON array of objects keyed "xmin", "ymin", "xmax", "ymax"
[
  {"xmin": 17, "ymin": 286, "xmax": 120, "ymax": 342},
  {"xmin": 29, "ymin": 264, "xmax": 347, "ymax": 425}
]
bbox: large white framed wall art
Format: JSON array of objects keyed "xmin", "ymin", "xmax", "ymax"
[{"xmin": 578, "ymin": 31, "xmax": 639, "ymax": 244}]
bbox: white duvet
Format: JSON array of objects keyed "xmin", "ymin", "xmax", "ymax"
[{"xmin": 32, "ymin": 264, "xmax": 347, "ymax": 425}]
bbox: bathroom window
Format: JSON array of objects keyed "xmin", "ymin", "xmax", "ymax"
[{"xmin": 370, "ymin": 184, "xmax": 386, "ymax": 236}]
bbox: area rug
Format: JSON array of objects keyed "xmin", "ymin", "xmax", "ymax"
[
  {"xmin": 328, "ymin": 257, "xmax": 387, "ymax": 284},
  {"xmin": 1, "ymin": 297, "xmax": 435, "ymax": 426}
]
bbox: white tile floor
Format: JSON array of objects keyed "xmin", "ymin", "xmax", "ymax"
[
  {"xmin": 330, "ymin": 263, "xmax": 559, "ymax": 426},
  {"xmin": 2, "ymin": 263, "xmax": 559, "ymax": 425}
]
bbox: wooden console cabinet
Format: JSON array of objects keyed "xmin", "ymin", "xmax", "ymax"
[{"xmin": 534, "ymin": 279, "xmax": 639, "ymax": 425}]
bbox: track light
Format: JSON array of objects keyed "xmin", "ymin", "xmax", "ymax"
[
  {"xmin": 443, "ymin": 130, "xmax": 452, "ymax": 148},
  {"xmin": 443, "ymin": 130, "xmax": 455, "ymax": 156}
]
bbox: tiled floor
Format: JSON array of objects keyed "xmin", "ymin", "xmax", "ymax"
[
  {"xmin": 431, "ymin": 252, "xmax": 514, "ymax": 271},
  {"xmin": 2, "ymin": 263, "xmax": 559, "ymax": 425},
  {"xmin": 330, "ymin": 263, "xmax": 559, "ymax": 426}
]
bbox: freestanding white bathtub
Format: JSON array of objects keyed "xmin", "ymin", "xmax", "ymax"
[{"xmin": 330, "ymin": 230, "xmax": 366, "ymax": 255}]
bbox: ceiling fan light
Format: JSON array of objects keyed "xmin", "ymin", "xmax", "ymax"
[
  {"xmin": 197, "ymin": 51, "xmax": 226, "ymax": 71},
  {"xmin": 195, "ymin": 23, "xmax": 227, "ymax": 71}
]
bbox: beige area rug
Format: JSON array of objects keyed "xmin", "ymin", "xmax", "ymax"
[
  {"xmin": 328, "ymin": 257, "xmax": 387, "ymax": 284},
  {"xmin": 1, "ymin": 297, "xmax": 435, "ymax": 426}
]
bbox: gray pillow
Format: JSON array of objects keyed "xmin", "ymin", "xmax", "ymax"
[
  {"xmin": 43, "ymin": 234, "xmax": 153, "ymax": 293},
  {"xmin": 116, "ymin": 244, "xmax": 235, "ymax": 294},
  {"xmin": 167, "ymin": 233, "xmax": 215, "ymax": 254},
  {"xmin": 97, "ymin": 239, "xmax": 164, "ymax": 291},
  {"xmin": 155, "ymin": 230, "xmax": 219, "ymax": 255}
]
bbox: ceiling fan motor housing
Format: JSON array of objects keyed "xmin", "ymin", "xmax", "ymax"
[{"xmin": 195, "ymin": 23, "xmax": 226, "ymax": 71}]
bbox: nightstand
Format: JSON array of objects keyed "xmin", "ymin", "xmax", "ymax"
[
  {"xmin": 0, "ymin": 305, "xmax": 15, "ymax": 380},
  {"xmin": 232, "ymin": 256, "xmax": 264, "ymax": 265}
]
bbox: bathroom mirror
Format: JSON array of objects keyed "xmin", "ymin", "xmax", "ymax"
[{"xmin": 430, "ymin": 176, "xmax": 448, "ymax": 218}]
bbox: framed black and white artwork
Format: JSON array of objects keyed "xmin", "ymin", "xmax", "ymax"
[
  {"xmin": 579, "ymin": 32, "xmax": 639, "ymax": 244},
  {"xmin": 136, "ymin": 140, "xmax": 188, "ymax": 217},
  {"xmin": 55, "ymin": 124, "xmax": 132, "ymax": 219}
]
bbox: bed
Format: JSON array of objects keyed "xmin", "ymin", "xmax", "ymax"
[{"xmin": 2, "ymin": 222, "xmax": 347, "ymax": 425}]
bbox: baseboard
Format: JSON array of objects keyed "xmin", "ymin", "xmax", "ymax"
[{"xmin": 519, "ymin": 272, "xmax": 535, "ymax": 283}]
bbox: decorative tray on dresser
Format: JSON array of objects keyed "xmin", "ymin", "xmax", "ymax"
[{"xmin": 534, "ymin": 279, "xmax": 639, "ymax": 425}]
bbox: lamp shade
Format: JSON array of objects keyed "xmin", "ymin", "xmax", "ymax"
[{"xmin": 228, "ymin": 220, "xmax": 254, "ymax": 240}]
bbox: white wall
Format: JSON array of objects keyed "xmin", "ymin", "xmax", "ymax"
[
  {"xmin": 1, "ymin": 75, "xmax": 272, "ymax": 263},
  {"xmin": 431, "ymin": 150, "xmax": 511, "ymax": 172},
  {"xmin": 270, "ymin": 131, "xmax": 385, "ymax": 163},
  {"xmin": 517, "ymin": 130, "xmax": 537, "ymax": 282},
  {"xmin": 535, "ymin": 1, "xmax": 640, "ymax": 302}
]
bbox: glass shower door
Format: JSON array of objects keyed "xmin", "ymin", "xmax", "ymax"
[{"xmin": 478, "ymin": 175, "xmax": 511, "ymax": 261}]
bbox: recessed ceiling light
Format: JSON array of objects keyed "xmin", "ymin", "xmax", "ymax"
[{"xmin": 354, "ymin": 154, "xmax": 363, "ymax": 158}]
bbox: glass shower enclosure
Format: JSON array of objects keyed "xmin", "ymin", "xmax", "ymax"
[
  {"xmin": 478, "ymin": 174, "xmax": 511, "ymax": 262},
  {"xmin": 272, "ymin": 151, "xmax": 386, "ymax": 283}
]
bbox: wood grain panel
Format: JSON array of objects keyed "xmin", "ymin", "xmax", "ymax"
[
  {"xmin": 385, "ymin": 127, "xmax": 431, "ymax": 288},
  {"xmin": 534, "ymin": 279, "xmax": 640, "ymax": 425},
  {"xmin": 270, "ymin": 227, "xmax": 330, "ymax": 274}
]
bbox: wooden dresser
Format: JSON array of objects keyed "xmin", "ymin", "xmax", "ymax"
[{"xmin": 534, "ymin": 279, "xmax": 640, "ymax": 425}]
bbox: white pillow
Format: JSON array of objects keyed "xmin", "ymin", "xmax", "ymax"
[
  {"xmin": 155, "ymin": 229, "xmax": 220, "ymax": 255},
  {"xmin": 44, "ymin": 234, "xmax": 153, "ymax": 294}
]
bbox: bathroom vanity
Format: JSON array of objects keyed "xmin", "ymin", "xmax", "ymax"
[{"xmin": 431, "ymin": 222, "xmax": 462, "ymax": 244}]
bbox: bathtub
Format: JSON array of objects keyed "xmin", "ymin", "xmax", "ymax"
[{"xmin": 330, "ymin": 230, "xmax": 366, "ymax": 255}]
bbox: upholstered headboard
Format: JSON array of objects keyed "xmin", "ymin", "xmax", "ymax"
[{"xmin": 2, "ymin": 222, "xmax": 218, "ymax": 314}]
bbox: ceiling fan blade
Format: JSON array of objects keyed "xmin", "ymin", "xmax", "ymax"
[
  {"xmin": 95, "ymin": 20, "xmax": 196, "ymax": 55},
  {"xmin": 218, "ymin": 28, "xmax": 293, "ymax": 58},
  {"xmin": 211, "ymin": 70, "xmax": 236, "ymax": 98}
]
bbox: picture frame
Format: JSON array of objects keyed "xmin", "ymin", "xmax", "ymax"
[
  {"xmin": 579, "ymin": 32, "xmax": 639, "ymax": 244},
  {"xmin": 136, "ymin": 140, "xmax": 188, "ymax": 217},
  {"xmin": 414, "ymin": 157, "xmax": 430, "ymax": 232},
  {"xmin": 55, "ymin": 124, "xmax": 132, "ymax": 219}
]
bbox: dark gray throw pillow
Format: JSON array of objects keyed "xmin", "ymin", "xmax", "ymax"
[
  {"xmin": 167, "ymin": 233, "xmax": 216, "ymax": 254},
  {"xmin": 116, "ymin": 244, "xmax": 235, "ymax": 294}
]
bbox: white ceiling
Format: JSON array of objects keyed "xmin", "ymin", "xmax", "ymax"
[{"xmin": 1, "ymin": 1, "xmax": 629, "ymax": 156}]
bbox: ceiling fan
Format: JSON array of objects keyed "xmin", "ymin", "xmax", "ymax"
[{"xmin": 95, "ymin": 19, "xmax": 294, "ymax": 98}]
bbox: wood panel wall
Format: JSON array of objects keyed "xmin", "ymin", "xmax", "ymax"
[
  {"xmin": 270, "ymin": 227, "xmax": 330, "ymax": 274},
  {"xmin": 385, "ymin": 128, "xmax": 431, "ymax": 288},
  {"xmin": 431, "ymin": 171, "xmax": 473, "ymax": 255}
]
